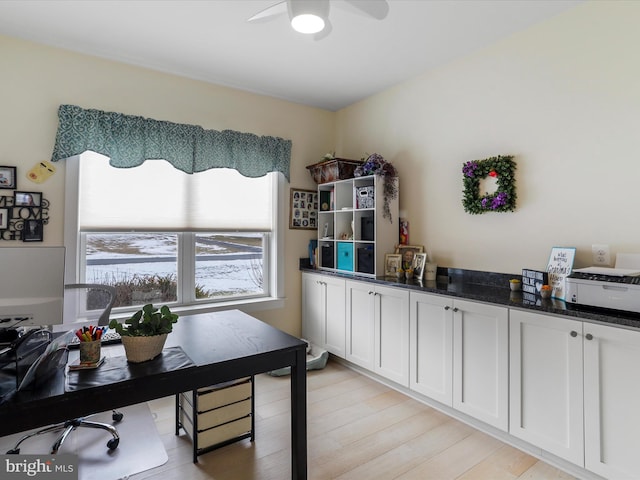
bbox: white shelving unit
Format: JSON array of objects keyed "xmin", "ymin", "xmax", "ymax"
[{"xmin": 317, "ymin": 175, "xmax": 398, "ymax": 277}]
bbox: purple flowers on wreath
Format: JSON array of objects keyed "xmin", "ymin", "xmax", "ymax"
[
  {"xmin": 481, "ymin": 192, "xmax": 509, "ymax": 210},
  {"xmin": 462, "ymin": 161, "xmax": 479, "ymax": 178}
]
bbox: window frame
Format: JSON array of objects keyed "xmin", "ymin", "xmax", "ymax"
[{"xmin": 64, "ymin": 155, "xmax": 285, "ymax": 318}]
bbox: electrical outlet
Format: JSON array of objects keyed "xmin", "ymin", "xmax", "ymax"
[{"xmin": 592, "ymin": 244, "xmax": 611, "ymax": 266}]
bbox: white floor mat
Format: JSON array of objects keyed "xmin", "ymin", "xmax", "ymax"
[{"xmin": 0, "ymin": 403, "xmax": 168, "ymax": 480}]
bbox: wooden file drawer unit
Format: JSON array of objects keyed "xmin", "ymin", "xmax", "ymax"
[{"xmin": 176, "ymin": 376, "xmax": 254, "ymax": 462}]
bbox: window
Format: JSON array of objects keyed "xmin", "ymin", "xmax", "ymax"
[{"xmin": 64, "ymin": 152, "xmax": 284, "ymax": 316}]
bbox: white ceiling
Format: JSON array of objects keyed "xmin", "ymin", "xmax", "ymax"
[{"xmin": 0, "ymin": 0, "xmax": 583, "ymax": 111}]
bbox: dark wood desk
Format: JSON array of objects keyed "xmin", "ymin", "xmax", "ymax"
[{"xmin": 0, "ymin": 310, "xmax": 308, "ymax": 479}]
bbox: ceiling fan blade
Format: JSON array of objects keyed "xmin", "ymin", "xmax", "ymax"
[
  {"xmin": 343, "ymin": 0, "xmax": 389, "ymax": 20},
  {"xmin": 314, "ymin": 18, "xmax": 333, "ymax": 41},
  {"xmin": 247, "ymin": 0, "xmax": 288, "ymax": 22}
]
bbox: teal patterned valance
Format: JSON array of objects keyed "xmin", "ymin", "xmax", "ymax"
[{"xmin": 51, "ymin": 105, "xmax": 291, "ymax": 180}]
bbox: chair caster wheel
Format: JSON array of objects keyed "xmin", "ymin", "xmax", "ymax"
[
  {"xmin": 112, "ymin": 412, "xmax": 123, "ymax": 422},
  {"xmin": 6, "ymin": 448, "xmax": 20, "ymax": 454},
  {"xmin": 107, "ymin": 438, "xmax": 119, "ymax": 450}
]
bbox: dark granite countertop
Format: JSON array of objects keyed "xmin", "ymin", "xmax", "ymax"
[{"xmin": 300, "ymin": 263, "xmax": 640, "ymax": 331}]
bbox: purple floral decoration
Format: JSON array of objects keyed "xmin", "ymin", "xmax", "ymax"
[
  {"xmin": 492, "ymin": 192, "xmax": 508, "ymax": 209},
  {"xmin": 463, "ymin": 161, "xmax": 479, "ymax": 178}
]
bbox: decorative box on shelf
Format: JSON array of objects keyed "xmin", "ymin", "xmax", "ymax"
[{"xmin": 306, "ymin": 158, "xmax": 363, "ymax": 184}]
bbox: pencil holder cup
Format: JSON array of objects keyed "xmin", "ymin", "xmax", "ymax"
[{"xmin": 79, "ymin": 340, "xmax": 101, "ymax": 364}]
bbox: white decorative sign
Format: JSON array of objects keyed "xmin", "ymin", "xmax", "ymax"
[{"xmin": 546, "ymin": 247, "xmax": 576, "ymax": 300}]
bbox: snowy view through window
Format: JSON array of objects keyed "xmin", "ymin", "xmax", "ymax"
[{"xmin": 86, "ymin": 233, "xmax": 264, "ymax": 307}]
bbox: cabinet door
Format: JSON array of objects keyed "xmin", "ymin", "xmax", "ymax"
[
  {"xmin": 584, "ymin": 323, "xmax": 640, "ymax": 479},
  {"xmin": 509, "ymin": 309, "xmax": 584, "ymax": 465},
  {"xmin": 375, "ymin": 285, "xmax": 409, "ymax": 386},
  {"xmin": 323, "ymin": 276, "xmax": 346, "ymax": 358},
  {"xmin": 409, "ymin": 291, "xmax": 453, "ymax": 406},
  {"xmin": 302, "ymin": 273, "xmax": 324, "ymax": 347},
  {"xmin": 345, "ymin": 280, "xmax": 375, "ymax": 370},
  {"xmin": 453, "ymin": 299, "xmax": 508, "ymax": 431}
]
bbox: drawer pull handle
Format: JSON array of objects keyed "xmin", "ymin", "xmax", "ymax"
[
  {"xmin": 586, "ymin": 333, "xmax": 594, "ymax": 340},
  {"xmin": 444, "ymin": 305, "xmax": 451, "ymax": 311},
  {"xmin": 570, "ymin": 331, "xmax": 578, "ymax": 337},
  {"xmin": 452, "ymin": 307, "xmax": 459, "ymax": 312}
]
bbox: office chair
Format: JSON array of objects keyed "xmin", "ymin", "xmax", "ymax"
[{"xmin": 6, "ymin": 284, "xmax": 123, "ymax": 455}]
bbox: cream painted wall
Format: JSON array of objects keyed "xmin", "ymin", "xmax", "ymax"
[
  {"xmin": 336, "ymin": 1, "xmax": 640, "ymax": 274},
  {"xmin": 0, "ymin": 34, "xmax": 332, "ymax": 336}
]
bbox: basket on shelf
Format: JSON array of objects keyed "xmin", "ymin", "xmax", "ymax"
[{"xmin": 306, "ymin": 158, "xmax": 363, "ymax": 184}]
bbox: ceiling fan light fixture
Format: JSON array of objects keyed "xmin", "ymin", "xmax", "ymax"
[
  {"xmin": 288, "ymin": 0, "xmax": 329, "ymax": 34},
  {"xmin": 291, "ymin": 13, "xmax": 325, "ymax": 34}
]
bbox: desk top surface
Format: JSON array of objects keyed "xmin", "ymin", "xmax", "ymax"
[{"xmin": 0, "ymin": 310, "xmax": 306, "ymax": 435}]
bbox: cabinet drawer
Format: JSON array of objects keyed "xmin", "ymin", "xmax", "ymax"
[
  {"xmin": 191, "ymin": 379, "xmax": 251, "ymax": 411},
  {"xmin": 180, "ymin": 411, "xmax": 252, "ymax": 449},
  {"xmin": 196, "ymin": 399, "xmax": 252, "ymax": 430}
]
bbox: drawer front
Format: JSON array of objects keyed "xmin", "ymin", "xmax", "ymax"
[
  {"xmin": 198, "ymin": 399, "xmax": 252, "ymax": 429},
  {"xmin": 181, "ymin": 414, "xmax": 252, "ymax": 449},
  {"xmin": 196, "ymin": 380, "xmax": 251, "ymax": 411},
  {"xmin": 197, "ymin": 416, "xmax": 252, "ymax": 447}
]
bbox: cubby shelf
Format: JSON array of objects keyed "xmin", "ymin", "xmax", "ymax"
[{"xmin": 317, "ymin": 175, "xmax": 398, "ymax": 277}]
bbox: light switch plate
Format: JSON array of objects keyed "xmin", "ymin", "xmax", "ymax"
[{"xmin": 592, "ymin": 244, "xmax": 611, "ymax": 266}]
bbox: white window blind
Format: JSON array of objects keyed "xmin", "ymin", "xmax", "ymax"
[{"xmin": 78, "ymin": 152, "xmax": 274, "ymax": 231}]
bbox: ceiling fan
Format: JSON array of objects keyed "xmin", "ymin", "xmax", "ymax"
[{"xmin": 247, "ymin": 0, "xmax": 390, "ymax": 40}]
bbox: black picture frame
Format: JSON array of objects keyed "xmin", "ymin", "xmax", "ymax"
[
  {"xmin": 22, "ymin": 219, "xmax": 44, "ymax": 242},
  {"xmin": 289, "ymin": 188, "xmax": 318, "ymax": 230},
  {"xmin": 14, "ymin": 191, "xmax": 42, "ymax": 207},
  {"xmin": 0, "ymin": 208, "xmax": 8, "ymax": 230},
  {"xmin": 0, "ymin": 166, "xmax": 17, "ymax": 190}
]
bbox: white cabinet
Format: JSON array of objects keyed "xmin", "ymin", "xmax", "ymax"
[
  {"xmin": 301, "ymin": 272, "xmax": 346, "ymax": 357},
  {"xmin": 409, "ymin": 294, "xmax": 508, "ymax": 430},
  {"xmin": 584, "ymin": 323, "xmax": 640, "ymax": 479},
  {"xmin": 509, "ymin": 309, "xmax": 584, "ymax": 465},
  {"xmin": 346, "ymin": 280, "xmax": 409, "ymax": 386},
  {"xmin": 409, "ymin": 291, "xmax": 453, "ymax": 406},
  {"xmin": 453, "ymin": 299, "xmax": 509, "ymax": 431},
  {"xmin": 317, "ymin": 175, "xmax": 398, "ymax": 277},
  {"xmin": 510, "ymin": 310, "xmax": 640, "ymax": 478}
]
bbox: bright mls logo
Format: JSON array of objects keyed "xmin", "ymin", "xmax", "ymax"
[{"xmin": 1, "ymin": 455, "xmax": 77, "ymax": 479}]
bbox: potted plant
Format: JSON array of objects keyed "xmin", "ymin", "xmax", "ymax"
[{"xmin": 109, "ymin": 303, "xmax": 179, "ymax": 363}]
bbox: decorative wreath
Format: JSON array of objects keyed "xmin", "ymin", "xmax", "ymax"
[{"xmin": 462, "ymin": 155, "xmax": 516, "ymax": 214}]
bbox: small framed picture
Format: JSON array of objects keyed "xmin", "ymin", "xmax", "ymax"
[
  {"xmin": 14, "ymin": 191, "xmax": 42, "ymax": 207},
  {"xmin": 0, "ymin": 166, "xmax": 17, "ymax": 189},
  {"xmin": 413, "ymin": 253, "xmax": 427, "ymax": 280},
  {"xmin": 22, "ymin": 219, "xmax": 44, "ymax": 242},
  {"xmin": 384, "ymin": 253, "xmax": 402, "ymax": 276},
  {"xmin": 0, "ymin": 208, "xmax": 8, "ymax": 230},
  {"xmin": 289, "ymin": 188, "xmax": 318, "ymax": 230},
  {"xmin": 395, "ymin": 244, "xmax": 424, "ymax": 271}
]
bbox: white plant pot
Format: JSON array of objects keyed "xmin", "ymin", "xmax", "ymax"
[{"xmin": 121, "ymin": 333, "xmax": 168, "ymax": 363}]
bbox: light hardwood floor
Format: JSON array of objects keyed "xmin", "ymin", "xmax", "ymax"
[{"xmin": 136, "ymin": 360, "xmax": 575, "ymax": 480}]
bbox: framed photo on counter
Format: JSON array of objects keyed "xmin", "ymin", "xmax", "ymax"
[
  {"xmin": 395, "ymin": 244, "xmax": 424, "ymax": 271},
  {"xmin": 546, "ymin": 246, "xmax": 575, "ymax": 300},
  {"xmin": 384, "ymin": 253, "xmax": 402, "ymax": 276}
]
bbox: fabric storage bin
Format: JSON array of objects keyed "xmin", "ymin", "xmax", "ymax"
[
  {"xmin": 357, "ymin": 246, "xmax": 374, "ymax": 274},
  {"xmin": 337, "ymin": 242, "xmax": 354, "ymax": 271}
]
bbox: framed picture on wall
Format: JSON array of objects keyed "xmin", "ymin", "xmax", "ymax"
[
  {"xmin": 289, "ymin": 188, "xmax": 318, "ymax": 230},
  {"xmin": 14, "ymin": 191, "xmax": 42, "ymax": 207},
  {"xmin": 22, "ymin": 219, "xmax": 44, "ymax": 242},
  {"xmin": 0, "ymin": 166, "xmax": 16, "ymax": 190},
  {"xmin": 0, "ymin": 208, "xmax": 8, "ymax": 230}
]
